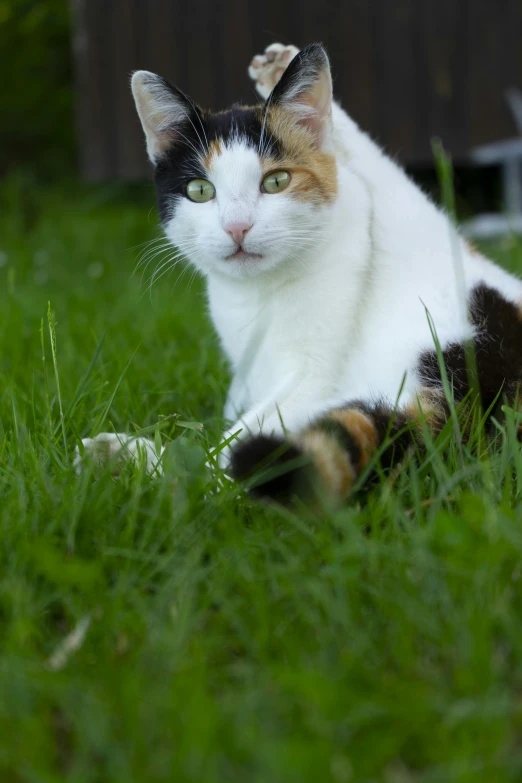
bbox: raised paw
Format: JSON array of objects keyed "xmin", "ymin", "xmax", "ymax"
[
  {"xmin": 248, "ymin": 43, "xmax": 300, "ymax": 100},
  {"xmin": 74, "ymin": 433, "xmax": 164, "ymax": 477}
]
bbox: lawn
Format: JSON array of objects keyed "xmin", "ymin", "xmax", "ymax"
[{"xmin": 2, "ymin": 173, "xmax": 522, "ymax": 782}]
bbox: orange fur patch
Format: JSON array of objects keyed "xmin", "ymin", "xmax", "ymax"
[
  {"xmin": 330, "ymin": 409, "xmax": 379, "ymax": 468},
  {"xmin": 264, "ymin": 106, "xmax": 337, "ymax": 203},
  {"xmin": 203, "ymin": 138, "xmax": 223, "ymax": 168},
  {"xmin": 299, "ymin": 430, "xmax": 354, "ymax": 499},
  {"xmin": 405, "ymin": 389, "xmax": 447, "ymax": 432}
]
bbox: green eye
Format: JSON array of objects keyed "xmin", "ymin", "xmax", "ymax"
[
  {"xmin": 186, "ymin": 179, "xmax": 215, "ymax": 203},
  {"xmin": 262, "ymin": 170, "xmax": 291, "ymax": 194}
]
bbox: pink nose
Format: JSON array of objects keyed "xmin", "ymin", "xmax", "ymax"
[{"xmin": 225, "ymin": 222, "xmax": 252, "ymax": 246}]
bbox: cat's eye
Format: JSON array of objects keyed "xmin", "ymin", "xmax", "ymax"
[
  {"xmin": 261, "ymin": 170, "xmax": 291, "ymax": 194},
  {"xmin": 186, "ymin": 179, "xmax": 215, "ymax": 203}
]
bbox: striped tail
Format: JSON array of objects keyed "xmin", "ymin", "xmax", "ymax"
[{"xmin": 230, "ymin": 397, "xmax": 445, "ymax": 504}]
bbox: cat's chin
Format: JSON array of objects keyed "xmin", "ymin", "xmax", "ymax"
[
  {"xmin": 214, "ymin": 252, "xmax": 285, "ymax": 280},
  {"xmin": 225, "ymin": 250, "xmax": 264, "ymax": 262}
]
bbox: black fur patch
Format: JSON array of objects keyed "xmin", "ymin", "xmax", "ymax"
[
  {"xmin": 418, "ymin": 284, "xmax": 522, "ymax": 412},
  {"xmin": 229, "ymin": 435, "xmax": 311, "ymax": 502}
]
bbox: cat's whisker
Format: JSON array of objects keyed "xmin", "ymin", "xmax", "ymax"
[
  {"xmin": 142, "ymin": 257, "xmax": 187, "ymax": 300},
  {"xmin": 182, "ymin": 94, "xmax": 210, "ymax": 155},
  {"xmin": 184, "ymin": 111, "xmax": 209, "ymax": 157},
  {"xmin": 185, "ymin": 267, "xmax": 201, "ymax": 294},
  {"xmin": 274, "ymin": 241, "xmax": 314, "ymax": 270},
  {"xmin": 134, "ymin": 236, "xmax": 171, "ymax": 256},
  {"xmin": 145, "ymin": 240, "xmax": 200, "ymax": 283},
  {"xmin": 176, "ymin": 130, "xmax": 206, "ymax": 161},
  {"xmin": 138, "ymin": 254, "xmax": 173, "ymax": 285},
  {"xmin": 134, "ymin": 241, "xmax": 172, "ymax": 265},
  {"xmin": 140, "ymin": 238, "xmax": 197, "ymax": 266},
  {"xmin": 192, "ymin": 104, "xmax": 210, "ymax": 154},
  {"xmin": 258, "ymin": 89, "xmax": 274, "ymax": 157},
  {"xmin": 147, "ymin": 251, "xmax": 187, "ymax": 285},
  {"xmin": 143, "ymin": 244, "xmax": 189, "ymax": 277},
  {"xmin": 133, "ymin": 241, "xmax": 171, "ymax": 267},
  {"xmin": 166, "ymin": 257, "xmax": 199, "ymax": 295},
  {"xmin": 135, "ymin": 256, "xmax": 168, "ymax": 283},
  {"xmin": 133, "ymin": 244, "xmax": 174, "ymax": 279},
  {"xmin": 127, "ymin": 235, "xmax": 165, "ymax": 253},
  {"xmin": 262, "ymin": 128, "xmax": 277, "ymax": 159}
]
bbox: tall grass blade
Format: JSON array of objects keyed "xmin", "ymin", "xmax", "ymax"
[{"xmin": 47, "ymin": 301, "xmax": 68, "ymax": 458}]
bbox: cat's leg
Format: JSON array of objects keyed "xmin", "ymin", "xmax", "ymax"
[
  {"xmin": 218, "ymin": 366, "xmax": 345, "ymax": 469},
  {"xmin": 74, "ymin": 433, "xmax": 164, "ymax": 476},
  {"xmin": 223, "ymin": 371, "xmax": 250, "ymax": 422},
  {"xmin": 248, "ymin": 43, "xmax": 300, "ymax": 100}
]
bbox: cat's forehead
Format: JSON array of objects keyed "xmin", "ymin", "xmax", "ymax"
[
  {"xmin": 199, "ymin": 104, "xmax": 282, "ymax": 166},
  {"xmin": 204, "ymin": 139, "xmax": 262, "ymax": 191},
  {"xmin": 203, "ymin": 105, "xmax": 265, "ymax": 145}
]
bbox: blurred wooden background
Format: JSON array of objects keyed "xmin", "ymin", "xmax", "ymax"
[{"xmin": 72, "ymin": 0, "xmax": 522, "ymax": 179}]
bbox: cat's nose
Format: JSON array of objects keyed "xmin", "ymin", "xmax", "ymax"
[{"xmin": 225, "ymin": 222, "xmax": 252, "ymax": 245}]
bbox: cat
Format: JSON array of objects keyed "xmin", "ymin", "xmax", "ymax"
[{"xmin": 78, "ymin": 42, "xmax": 522, "ymax": 505}]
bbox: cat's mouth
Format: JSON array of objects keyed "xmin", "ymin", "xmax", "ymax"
[{"xmin": 226, "ymin": 249, "xmax": 263, "ymax": 262}]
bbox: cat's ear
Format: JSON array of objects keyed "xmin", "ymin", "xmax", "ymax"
[
  {"xmin": 131, "ymin": 71, "xmax": 194, "ymax": 163},
  {"xmin": 268, "ymin": 43, "xmax": 333, "ymax": 149}
]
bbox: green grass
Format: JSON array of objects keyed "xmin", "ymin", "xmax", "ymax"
[{"xmin": 2, "ymin": 174, "xmax": 522, "ymax": 782}]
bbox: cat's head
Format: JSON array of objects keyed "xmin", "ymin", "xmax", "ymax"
[{"xmin": 131, "ymin": 44, "xmax": 337, "ymax": 280}]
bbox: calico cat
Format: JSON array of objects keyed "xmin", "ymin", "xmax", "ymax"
[{"xmin": 79, "ymin": 42, "xmax": 522, "ymax": 504}]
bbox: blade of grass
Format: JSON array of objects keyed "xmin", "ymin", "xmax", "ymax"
[
  {"xmin": 47, "ymin": 301, "xmax": 68, "ymax": 458},
  {"xmin": 432, "ymin": 139, "xmax": 482, "ymax": 431},
  {"xmin": 40, "ymin": 316, "xmax": 52, "ymax": 436},
  {"xmin": 91, "ymin": 344, "xmax": 141, "ymax": 434},
  {"xmin": 56, "ymin": 333, "xmax": 106, "ymax": 436}
]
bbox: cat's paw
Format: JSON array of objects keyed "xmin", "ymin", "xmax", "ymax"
[
  {"xmin": 248, "ymin": 43, "xmax": 300, "ymax": 100},
  {"xmin": 74, "ymin": 433, "xmax": 164, "ymax": 477}
]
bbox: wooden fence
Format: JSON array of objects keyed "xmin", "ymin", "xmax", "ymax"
[{"xmin": 71, "ymin": 0, "xmax": 522, "ymax": 179}]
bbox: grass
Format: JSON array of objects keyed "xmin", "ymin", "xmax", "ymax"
[{"xmin": 2, "ymin": 173, "xmax": 522, "ymax": 782}]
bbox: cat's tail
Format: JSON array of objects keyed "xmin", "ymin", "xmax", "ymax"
[{"xmin": 230, "ymin": 396, "xmax": 447, "ymax": 504}]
